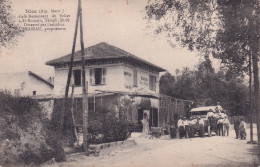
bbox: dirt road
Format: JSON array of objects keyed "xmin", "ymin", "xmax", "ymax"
[{"xmin": 57, "ymin": 128, "xmax": 259, "ymax": 167}]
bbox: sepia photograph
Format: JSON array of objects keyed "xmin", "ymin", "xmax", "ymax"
[{"xmin": 0, "ymin": 0, "xmax": 259, "ymax": 166}]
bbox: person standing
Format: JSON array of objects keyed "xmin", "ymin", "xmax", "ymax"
[
  {"xmin": 183, "ymin": 117, "xmax": 189, "ymax": 138},
  {"xmin": 198, "ymin": 117, "xmax": 205, "ymax": 137},
  {"xmin": 234, "ymin": 116, "xmax": 240, "ymax": 139},
  {"xmin": 177, "ymin": 117, "xmax": 185, "ymax": 138},
  {"xmin": 216, "ymin": 102, "xmax": 223, "ymax": 113},
  {"xmin": 141, "ymin": 113, "xmax": 149, "ymax": 137},
  {"xmin": 223, "ymin": 116, "xmax": 230, "ymax": 136},
  {"xmin": 217, "ymin": 117, "xmax": 224, "ymax": 136},
  {"xmin": 239, "ymin": 118, "xmax": 247, "ymax": 140}
]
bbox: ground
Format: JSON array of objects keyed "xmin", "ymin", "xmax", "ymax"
[{"xmin": 54, "ymin": 127, "xmax": 259, "ymax": 167}]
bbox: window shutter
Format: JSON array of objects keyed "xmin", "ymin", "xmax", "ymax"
[
  {"xmin": 90, "ymin": 69, "xmax": 94, "ymax": 85},
  {"xmin": 153, "ymin": 77, "xmax": 156, "ymax": 91},
  {"xmin": 149, "ymin": 75, "xmax": 152, "ymax": 90},
  {"xmin": 133, "ymin": 70, "xmax": 137, "ymax": 87},
  {"xmin": 102, "ymin": 68, "xmax": 106, "ymax": 84}
]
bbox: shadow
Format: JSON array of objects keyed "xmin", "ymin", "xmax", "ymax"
[{"xmin": 245, "ymin": 143, "xmax": 260, "ymax": 167}]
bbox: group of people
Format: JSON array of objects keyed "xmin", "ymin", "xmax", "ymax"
[
  {"xmin": 141, "ymin": 102, "xmax": 247, "ymax": 140},
  {"xmin": 177, "ymin": 102, "xmax": 231, "ymax": 138},
  {"xmin": 206, "ymin": 109, "xmax": 230, "ymax": 136}
]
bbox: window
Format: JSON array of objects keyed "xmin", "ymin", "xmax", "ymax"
[
  {"xmin": 90, "ymin": 68, "xmax": 106, "ymax": 85},
  {"xmin": 149, "ymin": 75, "xmax": 156, "ymax": 91},
  {"xmin": 73, "ymin": 70, "xmax": 81, "ymax": 86},
  {"xmin": 32, "ymin": 91, "xmax": 36, "ymax": 96},
  {"xmin": 133, "ymin": 70, "xmax": 137, "ymax": 87}
]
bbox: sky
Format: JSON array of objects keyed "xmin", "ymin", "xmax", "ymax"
[{"xmin": 0, "ymin": 0, "xmax": 205, "ymax": 79}]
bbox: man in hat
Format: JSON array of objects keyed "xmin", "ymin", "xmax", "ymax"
[{"xmin": 216, "ymin": 102, "xmax": 223, "ymax": 113}]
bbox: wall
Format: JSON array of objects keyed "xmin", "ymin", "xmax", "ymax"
[
  {"xmin": 54, "ymin": 65, "xmax": 125, "ymax": 95},
  {"xmin": 53, "ymin": 64, "xmax": 160, "ymax": 96},
  {"xmin": 123, "ymin": 66, "xmax": 159, "ymax": 94}
]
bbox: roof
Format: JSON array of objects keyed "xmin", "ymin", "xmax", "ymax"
[
  {"xmin": 190, "ymin": 106, "xmax": 216, "ymax": 112},
  {"xmin": 46, "ymin": 42, "xmax": 166, "ymax": 72},
  {"xmin": 28, "ymin": 71, "xmax": 54, "ymax": 88}
]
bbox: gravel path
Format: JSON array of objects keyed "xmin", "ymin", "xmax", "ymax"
[{"xmin": 56, "ymin": 128, "xmax": 259, "ymax": 167}]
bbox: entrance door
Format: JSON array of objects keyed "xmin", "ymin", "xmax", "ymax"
[
  {"xmin": 151, "ymin": 108, "xmax": 158, "ymax": 127},
  {"xmin": 138, "ymin": 109, "xmax": 143, "ymax": 124}
]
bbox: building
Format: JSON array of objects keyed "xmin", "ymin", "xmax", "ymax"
[
  {"xmin": 46, "ymin": 42, "xmax": 164, "ymax": 96},
  {"xmin": 0, "ymin": 71, "xmax": 54, "ymax": 97},
  {"xmin": 46, "ymin": 42, "xmax": 190, "ymax": 129}
]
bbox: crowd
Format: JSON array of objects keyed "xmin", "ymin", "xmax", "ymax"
[
  {"xmin": 176, "ymin": 102, "xmax": 247, "ymax": 139},
  {"xmin": 140, "ymin": 102, "xmax": 247, "ymax": 140}
]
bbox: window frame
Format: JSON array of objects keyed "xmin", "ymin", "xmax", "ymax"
[
  {"xmin": 149, "ymin": 75, "xmax": 156, "ymax": 91},
  {"xmin": 73, "ymin": 69, "xmax": 82, "ymax": 86},
  {"xmin": 89, "ymin": 68, "xmax": 107, "ymax": 86}
]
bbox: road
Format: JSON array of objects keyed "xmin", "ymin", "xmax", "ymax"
[{"xmin": 56, "ymin": 128, "xmax": 259, "ymax": 167}]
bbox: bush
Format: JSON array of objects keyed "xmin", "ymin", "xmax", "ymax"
[
  {"xmin": 87, "ymin": 106, "xmax": 129, "ymax": 144},
  {"xmin": 0, "ymin": 92, "xmax": 65, "ymax": 165}
]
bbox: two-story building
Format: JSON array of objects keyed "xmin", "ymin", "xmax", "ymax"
[{"xmin": 45, "ymin": 42, "xmax": 191, "ymax": 129}]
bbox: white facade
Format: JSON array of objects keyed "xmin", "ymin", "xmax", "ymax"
[
  {"xmin": 53, "ymin": 64, "xmax": 159, "ymax": 96},
  {"xmin": 0, "ymin": 72, "xmax": 53, "ymax": 96}
]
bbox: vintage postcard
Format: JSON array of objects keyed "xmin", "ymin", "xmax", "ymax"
[{"xmin": 0, "ymin": 0, "xmax": 259, "ymax": 166}]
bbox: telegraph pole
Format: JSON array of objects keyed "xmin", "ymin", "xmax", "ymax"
[
  {"xmin": 79, "ymin": 0, "xmax": 89, "ymax": 153},
  {"xmin": 62, "ymin": 0, "xmax": 80, "ymax": 131},
  {"xmin": 64, "ymin": 0, "xmax": 89, "ymax": 153}
]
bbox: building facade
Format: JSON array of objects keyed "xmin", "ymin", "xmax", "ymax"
[
  {"xmin": 47, "ymin": 42, "xmax": 163, "ymax": 96},
  {"xmin": 46, "ymin": 42, "xmax": 190, "ymax": 129},
  {"xmin": 0, "ymin": 71, "xmax": 53, "ymax": 96}
]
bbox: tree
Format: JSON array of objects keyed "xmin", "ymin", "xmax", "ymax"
[
  {"xmin": 0, "ymin": 0, "xmax": 22, "ymax": 47},
  {"xmin": 146, "ymin": 0, "xmax": 259, "ymax": 155},
  {"xmin": 159, "ymin": 72, "xmax": 175, "ymax": 96},
  {"xmin": 159, "ymin": 60, "xmax": 248, "ymax": 116}
]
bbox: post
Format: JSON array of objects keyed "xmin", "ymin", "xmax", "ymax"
[
  {"xmin": 70, "ymin": 85, "xmax": 79, "ymax": 146},
  {"xmin": 79, "ymin": 0, "xmax": 89, "ymax": 153},
  {"xmin": 249, "ymin": 53, "xmax": 253, "ymax": 142},
  {"xmin": 62, "ymin": 0, "xmax": 80, "ymax": 132}
]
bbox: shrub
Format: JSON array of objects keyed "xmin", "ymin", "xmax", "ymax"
[
  {"xmin": 88, "ymin": 106, "xmax": 128, "ymax": 144},
  {"xmin": 0, "ymin": 92, "xmax": 66, "ymax": 165}
]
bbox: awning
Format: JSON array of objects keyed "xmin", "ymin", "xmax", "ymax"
[
  {"xmin": 133, "ymin": 97, "xmax": 158, "ymax": 109},
  {"xmin": 150, "ymin": 98, "xmax": 159, "ymax": 108}
]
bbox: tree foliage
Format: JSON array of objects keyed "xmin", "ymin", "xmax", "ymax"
[
  {"xmin": 0, "ymin": 0, "xmax": 22, "ymax": 47},
  {"xmin": 146, "ymin": 0, "xmax": 259, "ymax": 151},
  {"xmin": 145, "ymin": 0, "xmax": 259, "ymax": 75},
  {"xmin": 159, "ymin": 60, "xmax": 248, "ymax": 116}
]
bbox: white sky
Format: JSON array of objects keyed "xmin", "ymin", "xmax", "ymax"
[{"xmin": 0, "ymin": 0, "xmax": 205, "ymax": 78}]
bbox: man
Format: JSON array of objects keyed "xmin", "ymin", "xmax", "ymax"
[
  {"xmin": 198, "ymin": 117, "xmax": 205, "ymax": 137},
  {"xmin": 183, "ymin": 117, "xmax": 189, "ymax": 138},
  {"xmin": 239, "ymin": 118, "xmax": 247, "ymax": 140},
  {"xmin": 189, "ymin": 117, "xmax": 197, "ymax": 138},
  {"xmin": 234, "ymin": 116, "xmax": 240, "ymax": 139},
  {"xmin": 217, "ymin": 117, "xmax": 224, "ymax": 136},
  {"xmin": 223, "ymin": 116, "xmax": 230, "ymax": 137},
  {"xmin": 177, "ymin": 117, "xmax": 185, "ymax": 139},
  {"xmin": 215, "ymin": 102, "xmax": 223, "ymax": 113}
]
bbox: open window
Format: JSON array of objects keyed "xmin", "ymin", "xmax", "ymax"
[
  {"xmin": 73, "ymin": 70, "xmax": 81, "ymax": 86},
  {"xmin": 90, "ymin": 68, "xmax": 106, "ymax": 85}
]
